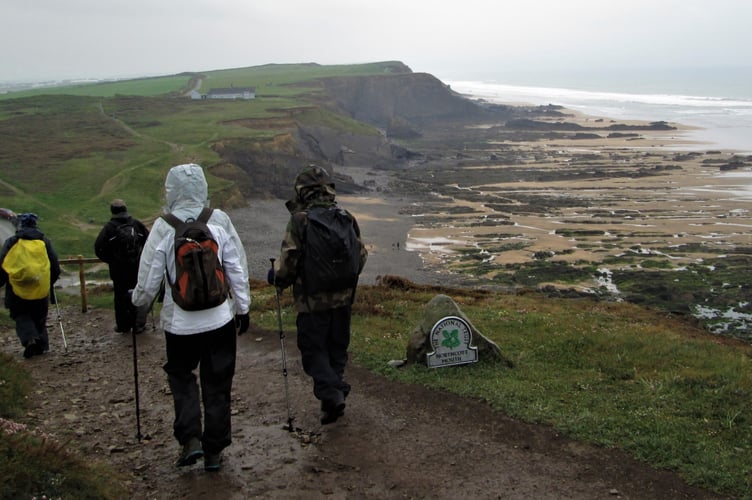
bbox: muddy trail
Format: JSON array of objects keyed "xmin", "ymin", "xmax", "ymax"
[{"xmin": 1, "ymin": 302, "xmax": 725, "ymax": 499}]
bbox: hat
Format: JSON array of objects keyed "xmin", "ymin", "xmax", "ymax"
[
  {"xmin": 295, "ymin": 165, "xmax": 333, "ymax": 191},
  {"xmin": 294, "ymin": 165, "xmax": 336, "ymax": 202},
  {"xmin": 110, "ymin": 199, "xmax": 127, "ymax": 214},
  {"xmin": 17, "ymin": 213, "xmax": 38, "ymax": 229}
]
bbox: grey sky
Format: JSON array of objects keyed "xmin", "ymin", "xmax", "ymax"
[{"xmin": 4, "ymin": 0, "xmax": 751, "ymax": 83}]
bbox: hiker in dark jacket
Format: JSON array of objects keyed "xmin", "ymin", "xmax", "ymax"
[
  {"xmin": 270, "ymin": 165, "xmax": 367, "ymax": 425},
  {"xmin": 94, "ymin": 199, "xmax": 149, "ymax": 333},
  {"xmin": 0, "ymin": 213, "xmax": 61, "ymax": 358}
]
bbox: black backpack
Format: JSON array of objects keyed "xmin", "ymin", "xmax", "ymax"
[
  {"xmin": 112, "ymin": 222, "xmax": 142, "ymax": 264},
  {"xmin": 162, "ymin": 208, "xmax": 229, "ymax": 311},
  {"xmin": 301, "ymin": 206, "xmax": 362, "ymax": 295}
]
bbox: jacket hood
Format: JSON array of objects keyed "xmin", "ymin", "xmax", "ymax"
[
  {"xmin": 16, "ymin": 226, "xmax": 44, "ymax": 240},
  {"xmin": 17, "ymin": 212, "xmax": 38, "ymax": 229},
  {"xmin": 164, "ymin": 164, "xmax": 209, "ymax": 213}
]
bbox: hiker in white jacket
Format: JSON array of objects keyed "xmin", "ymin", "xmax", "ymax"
[{"xmin": 131, "ymin": 163, "xmax": 250, "ymax": 472}]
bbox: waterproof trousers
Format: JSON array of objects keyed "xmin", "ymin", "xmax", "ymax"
[
  {"xmin": 296, "ymin": 305, "xmax": 352, "ymax": 407},
  {"xmin": 11, "ymin": 298, "xmax": 49, "ymax": 351},
  {"xmin": 113, "ymin": 277, "xmax": 146, "ymax": 333},
  {"xmin": 163, "ymin": 320, "xmax": 236, "ymax": 454}
]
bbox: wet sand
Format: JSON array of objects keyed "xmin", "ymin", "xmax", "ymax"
[
  {"xmin": 229, "ymin": 193, "xmax": 450, "ymax": 287},
  {"xmin": 230, "ymin": 112, "xmax": 751, "ymax": 292}
]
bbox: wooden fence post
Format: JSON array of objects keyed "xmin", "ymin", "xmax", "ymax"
[
  {"xmin": 78, "ymin": 255, "xmax": 88, "ymax": 313},
  {"xmin": 58, "ymin": 256, "xmax": 100, "ymax": 313}
]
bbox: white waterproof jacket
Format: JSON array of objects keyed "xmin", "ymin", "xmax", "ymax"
[{"xmin": 131, "ymin": 164, "xmax": 251, "ymax": 335}]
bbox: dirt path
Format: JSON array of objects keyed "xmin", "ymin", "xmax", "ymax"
[{"xmin": 0, "ymin": 300, "xmax": 723, "ymax": 499}]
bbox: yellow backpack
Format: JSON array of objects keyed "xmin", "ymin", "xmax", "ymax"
[{"xmin": 2, "ymin": 239, "xmax": 51, "ymax": 300}]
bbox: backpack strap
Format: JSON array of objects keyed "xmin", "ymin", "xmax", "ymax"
[
  {"xmin": 160, "ymin": 213, "xmax": 183, "ymax": 287},
  {"xmin": 161, "ymin": 213, "xmax": 182, "ymax": 229},
  {"xmin": 197, "ymin": 207, "xmax": 214, "ymax": 224}
]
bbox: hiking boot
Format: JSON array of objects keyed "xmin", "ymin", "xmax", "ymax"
[
  {"xmin": 132, "ymin": 325, "xmax": 146, "ymax": 334},
  {"xmin": 320, "ymin": 400, "xmax": 346, "ymax": 425},
  {"xmin": 204, "ymin": 451, "xmax": 223, "ymax": 472},
  {"xmin": 23, "ymin": 339, "xmax": 38, "ymax": 359},
  {"xmin": 113, "ymin": 326, "xmax": 127, "ymax": 333},
  {"xmin": 175, "ymin": 437, "xmax": 203, "ymax": 467}
]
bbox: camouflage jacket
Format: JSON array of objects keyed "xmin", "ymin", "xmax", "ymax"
[{"xmin": 275, "ymin": 197, "xmax": 367, "ymax": 313}]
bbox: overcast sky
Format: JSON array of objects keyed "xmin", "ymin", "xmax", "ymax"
[{"xmin": 3, "ymin": 0, "xmax": 751, "ymax": 83}]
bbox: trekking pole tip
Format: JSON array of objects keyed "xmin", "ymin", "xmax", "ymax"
[{"xmin": 283, "ymin": 418, "xmax": 297, "ymax": 433}]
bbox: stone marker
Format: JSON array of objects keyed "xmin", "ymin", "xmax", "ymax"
[
  {"xmin": 404, "ymin": 294, "xmax": 513, "ymax": 368},
  {"xmin": 426, "ymin": 315, "xmax": 478, "ymax": 368}
]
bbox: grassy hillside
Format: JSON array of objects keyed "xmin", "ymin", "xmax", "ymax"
[{"xmin": 0, "ymin": 62, "xmax": 403, "ymax": 256}]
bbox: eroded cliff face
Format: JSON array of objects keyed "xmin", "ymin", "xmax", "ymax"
[
  {"xmin": 318, "ymin": 72, "xmax": 513, "ymax": 133},
  {"xmin": 212, "ymin": 70, "xmax": 523, "ymax": 199}
]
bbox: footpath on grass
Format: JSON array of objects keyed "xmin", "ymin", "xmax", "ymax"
[{"xmin": 0, "ymin": 301, "xmax": 724, "ymax": 499}]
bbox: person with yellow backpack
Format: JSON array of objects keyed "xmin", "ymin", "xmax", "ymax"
[{"xmin": 0, "ymin": 213, "xmax": 61, "ymax": 358}]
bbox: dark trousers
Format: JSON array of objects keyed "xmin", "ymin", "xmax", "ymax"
[
  {"xmin": 296, "ymin": 305, "xmax": 352, "ymax": 406},
  {"xmin": 163, "ymin": 320, "xmax": 236, "ymax": 454},
  {"xmin": 11, "ymin": 299, "xmax": 49, "ymax": 351},
  {"xmin": 113, "ymin": 278, "xmax": 146, "ymax": 332}
]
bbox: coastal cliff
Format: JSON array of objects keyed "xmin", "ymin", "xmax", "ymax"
[
  {"xmin": 216, "ymin": 68, "xmax": 540, "ymax": 198},
  {"xmin": 317, "ymin": 72, "xmax": 515, "ymax": 132}
]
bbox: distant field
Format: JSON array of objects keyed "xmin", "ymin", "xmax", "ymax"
[
  {"xmin": 1, "ymin": 61, "xmax": 406, "ymax": 100},
  {"xmin": 0, "ymin": 75, "xmax": 193, "ymax": 99}
]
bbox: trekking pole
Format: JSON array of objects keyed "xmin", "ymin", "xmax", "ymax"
[
  {"xmin": 270, "ymin": 258, "xmax": 295, "ymax": 432},
  {"xmin": 127, "ymin": 289, "xmax": 144, "ymax": 442},
  {"xmin": 147, "ymin": 281, "xmax": 162, "ymax": 332},
  {"xmin": 51, "ymin": 288, "xmax": 68, "ymax": 351},
  {"xmin": 132, "ymin": 325, "xmax": 143, "ymax": 442}
]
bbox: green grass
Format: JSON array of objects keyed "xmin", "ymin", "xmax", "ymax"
[
  {"xmin": 0, "ymin": 352, "xmax": 28, "ymax": 418},
  {"xmin": 251, "ymin": 282, "xmax": 752, "ymax": 497}
]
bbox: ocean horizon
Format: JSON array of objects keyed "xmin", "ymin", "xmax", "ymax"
[{"xmin": 444, "ymin": 67, "xmax": 752, "ymax": 154}]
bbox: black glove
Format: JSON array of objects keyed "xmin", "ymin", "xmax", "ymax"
[
  {"xmin": 267, "ymin": 267, "xmax": 275, "ymax": 285},
  {"xmin": 235, "ymin": 313, "xmax": 250, "ymax": 335}
]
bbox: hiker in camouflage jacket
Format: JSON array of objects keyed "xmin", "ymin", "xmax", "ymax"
[{"xmin": 271, "ymin": 165, "xmax": 367, "ymax": 425}]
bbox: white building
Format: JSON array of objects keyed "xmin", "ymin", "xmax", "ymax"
[{"xmin": 191, "ymin": 87, "xmax": 256, "ymax": 100}]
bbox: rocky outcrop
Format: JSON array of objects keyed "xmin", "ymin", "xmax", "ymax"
[
  {"xmin": 318, "ymin": 73, "xmax": 515, "ymax": 131},
  {"xmin": 506, "ymin": 118, "xmax": 677, "ymax": 131},
  {"xmin": 404, "ymin": 294, "xmax": 514, "ymax": 367}
]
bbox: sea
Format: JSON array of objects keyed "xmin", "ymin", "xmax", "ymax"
[{"xmin": 442, "ymin": 67, "xmax": 752, "ymax": 154}]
